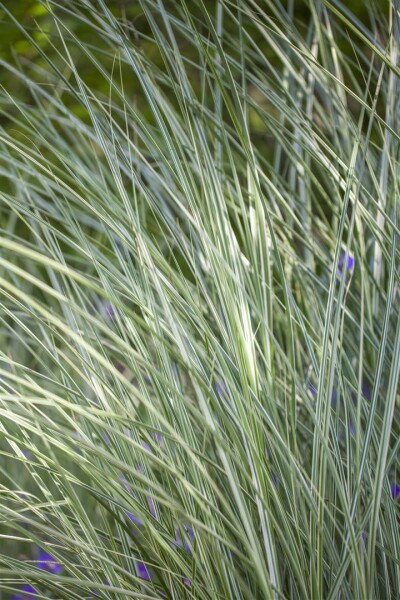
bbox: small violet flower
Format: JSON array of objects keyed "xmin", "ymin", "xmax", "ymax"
[
  {"xmin": 136, "ymin": 561, "xmax": 151, "ymax": 581},
  {"xmin": 216, "ymin": 381, "xmax": 226, "ymax": 396},
  {"xmin": 307, "ymin": 383, "xmax": 316, "ymax": 397},
  {"xmin": 391, "ymin": 484, "xmax": 400, "ymax": 500},
  {"xmin": 337, "ymin": 250, "xmax": 355, "ymax": 279},
  {"xmin": 36, "ymin": 548, "xmax": 62, "ymax": 574},
  {"xmin": 11, "ymin": 584, "xmax": 37, "ymax": 600},
  {"xmin": 307, "ymin": 383, "xmax": 336, "ymax": 408},
  {"xmin": 122, "ymin": 439, "xmax": 194, "ymax": 589},
  {"xmin": 126, "ymin": 511, "xmax": 143, "ymax": 527},
  {"xmin": 11, "ymin": 548, "xmax": 62, "ymax": 600},
  {"xmin": 125, "ymin": 493, "xmax": 156, "ymax": 526},
  {"xmin": 96, "ymin": 299, "xmax": 117, "ymax": 321},
  {"xmin": 102, "ymin": 432, "xmax": 111, "ymax": 445},
  {"xmin": 362, "ymin": 383, "xmax": 371, "ymax": 401},
  {"xmin": 103, "ymin": 302, "xmax": 117, "ymax": 320},
  {"xmin": 360, "ymin": 531, "xmax": 367, "ymax": 553},
  {"xmin": 175, "ymin": 525, "xmax": 195, "ymax": 553}
]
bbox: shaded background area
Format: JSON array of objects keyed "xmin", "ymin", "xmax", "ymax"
[{"xmin": 0, "ymin": 0, "xmax": 388, "ymax": 133}]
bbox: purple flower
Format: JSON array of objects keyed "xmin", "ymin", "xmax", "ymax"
[
  {"xmin": 136, "ymin": 561, "xmax": 151, "ymax": 581},
  {"xmin": 123, "ymin": 479, "xmax": 156, "ymax": 526},
  {"xmin": 97, "ymin": 299, "xmax": 117, "ymax": 321},
  {"xmin": 120, "ymin": 474, "xmax": 131, "ymax": 492},
  {"xmin": 307, "ymin": 383, "xmax": 337, "ymax": 408},
  {"xmin": 37, "ymin": 548, "xmax": 62, "ymax": 574},
  {"xmin": 391, "ymin": 484, "xmax": 400, "ymax": 500},
  {"xmin": 102, "ymin": 433, "xmax": 111, "ymax": 445},
  {"xmin": 216, "ymin": 381, "xmax": 226, "ymax": 396},
  {"xmin": 121, "ymin": 473, "xmax": 150, "ymax": 527},
  {"xmin": 126, "ymin": 511, "xmax": 143, "ymax": 526},
  {"xmin": 360, "ymin": 531, "xmax": 367, "ymax": 553},
  {"xmin": 104, "ymin": 302, "xmax": 116, "ymax": 320},
  {"xmin": 184, "ymin": 577, "xmax": 191, "ymax": 587},
  {"xmin": 148, "ymin": 496, "xmax": 156, "ymax": 518},
  {"xmin": 175, "ymin": 525, "xmax": 195, "ymax": 553},
  {"xmin": 337, "ymin": 251, "xmax": 355, "ymax": 279},
  {"xmin": 125, "ymin": 500, "xmax": 155, "ymax": 526},
  {"xmin": 11, "ymin": 548, "xmax": 61, "ymax": 600},
  {"xmin": 362, "ymin": 383, "xmax": 371, "ymax": 399},
  {"xmin": 307, "ymin": 383, "xmax": 316, "ymax": 397},
  {"xmin": 11, "ymin": 584, "xmax": 37, "ymax": 600}
]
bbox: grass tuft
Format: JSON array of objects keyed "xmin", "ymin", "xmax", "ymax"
[{"xmin": 0, "ymin": 1, "xmax": 399, "ymax": 599}]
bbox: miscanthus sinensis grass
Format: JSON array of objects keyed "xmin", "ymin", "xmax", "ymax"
[{"xmin": 0, "ymin": 1, "xmax": 399, "ymax": 598}]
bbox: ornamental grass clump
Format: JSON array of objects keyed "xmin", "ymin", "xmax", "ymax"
[{"xmin": 0, "ymin": 1, "xmax": 399, "ymax": 599}]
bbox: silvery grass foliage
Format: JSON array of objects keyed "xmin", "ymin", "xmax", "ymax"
[{"xmin": 0, "ymin": 0, "xmax": 399, "ymax": 598}]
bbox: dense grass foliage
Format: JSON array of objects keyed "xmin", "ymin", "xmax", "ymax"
[{"xmin": 0, "ymin": 1, "xmax": 399, "ymax": 599}]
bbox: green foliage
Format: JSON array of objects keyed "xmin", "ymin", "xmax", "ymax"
[{"xmin": 0, "ymin": 1, "xmax": 399, "ymax": 599}]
